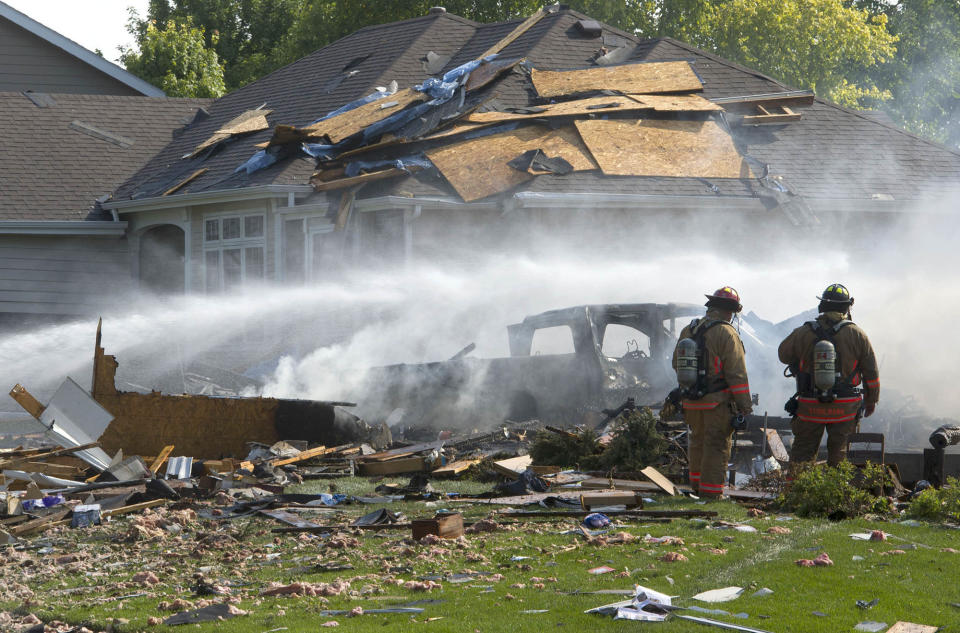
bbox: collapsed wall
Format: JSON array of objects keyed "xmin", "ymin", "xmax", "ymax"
[{"xmin": 90, "ymin": 322, "xmax": 389, "ymax": 458}]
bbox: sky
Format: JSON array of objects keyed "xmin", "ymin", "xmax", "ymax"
[{"xmin": 5, "ymin": 0, "xmax": 150, "ymax": 64}]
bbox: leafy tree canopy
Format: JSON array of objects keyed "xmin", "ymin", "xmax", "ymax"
[{"xmin": 120, "ymin": 15, "xmax": 226, "ymax": 98}]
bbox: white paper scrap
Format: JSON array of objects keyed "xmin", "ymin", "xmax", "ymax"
[{"xmin": 691, "ymin": 586, "xmax": 744, "ymax": 603}]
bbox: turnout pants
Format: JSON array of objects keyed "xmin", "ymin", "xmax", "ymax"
[
  {"xmin": 788, "ymin": 418, "xmax": 858, "ymax": 476},
  {"xmin": 685, "ymin": 404, "xmax": 734, "ymax": 498}
]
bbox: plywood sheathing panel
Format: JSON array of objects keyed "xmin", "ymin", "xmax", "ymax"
[
  {"xmin": 574, "ymin": 119, "xmax": 751, "ymax": 179},
  {"xmin": 531, "ymin": 61, "xmax": 702, "ymax": 98},
  {"xmin": 216, "ymin": 110, "xmax": 271, "ymax": 135},
  {"xmin": 189, "ymin": 109, "xmax": 272, "ymax": 158},
  {"xmin": 626, "ymin": 93, "xmax": 722, "ymax": 112},
  {"xmin": 310, "ymin": 167, "xmax": 411, "ymax": 192},
  {"xmin": 464, "ymin": 95, "xmax": 650, "ymax": 124},
  {"xmin": 302, "ymin": 88, "xmax": 426, "ymax": 144},
  {"xmin": 425, "ymin": 124, "xmax": 598, "ymax": 202}
]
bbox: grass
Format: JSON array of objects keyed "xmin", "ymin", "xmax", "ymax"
[{"xmin": 4, "ymin": 476, "xmax": 960, "ymax": 633}]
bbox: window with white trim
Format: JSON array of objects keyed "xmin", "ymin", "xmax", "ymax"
[{"xmin": 203, "ymin": 213, "xmax": 265, "ymax": 293}]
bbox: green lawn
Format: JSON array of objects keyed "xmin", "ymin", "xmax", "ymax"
[{"xmin": 4, "ymin": 477, "xmax": 959, "ymax": 633}]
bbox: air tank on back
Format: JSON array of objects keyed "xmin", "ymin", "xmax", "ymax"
[
  {"xmin": 812, "ymin": 339, "xmax": 838, "ymax": 393},
  {"xmin": 675, "ymin": 338, "xmax": 699, "ymax": 390}
]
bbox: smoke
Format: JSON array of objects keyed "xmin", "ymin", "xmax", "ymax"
[{"xmin": 0, "ymin": 199, "xmax": 957, "ymax": 450}]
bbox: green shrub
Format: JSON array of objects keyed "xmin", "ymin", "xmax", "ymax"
[
  {"xmin": 906, "ymin": 477, "xmax": 960, "ymax": 522},
  {"xmin": 529, "ymin": 427, "xmax": 603, "ymax": 470},
  {"xmin": 781, "ymin": 461, "xmax": 890, "ymax": 518},
  {"xmin": 600, "ymin": 407, "xmax": 668, "ymax": 473}
]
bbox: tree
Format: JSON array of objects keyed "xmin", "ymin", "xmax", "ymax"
[
  {"xmin": 120, "ymin": 16, "xmax": 227, "ymax": 98},
  {"xmin": 130, "ymin": 1, "xmax": 302, "ymax": 91},
  {"xmin": 851, "ymin": 0, "xmax": 960, "ymax": 148},
  {"xmin": 686, "ymin": 0, "xmax": 897, "ymax": 108}
]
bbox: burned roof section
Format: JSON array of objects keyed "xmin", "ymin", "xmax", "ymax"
[{"xmin": 110, "ymin": 7, "xmax": 960, "ymax": 210}]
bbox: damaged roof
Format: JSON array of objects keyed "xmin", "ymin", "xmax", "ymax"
[
  {"xmin": 0, "ymin": 92, "xmax": 210, "ymax": 221},
  {"xmin": 110, "ymin": 8, "xmax": 960, "ymax": 209}
]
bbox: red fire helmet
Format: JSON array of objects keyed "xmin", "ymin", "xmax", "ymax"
[{"xmin": 704, "ymin": 286, "xmax": 743, "ymax": 312}]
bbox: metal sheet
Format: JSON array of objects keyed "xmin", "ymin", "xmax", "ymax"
[
  {"xmin": 39, "ymin": 378, "xmax": 114, "ymax": 471},
  {"xmin": 165, "ymin": 456, "xmax": 194, "ymax": 480}
]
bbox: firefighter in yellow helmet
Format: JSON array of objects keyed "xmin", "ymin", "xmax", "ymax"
[
  {"xmin": 671, "ymin": 287, "xmax": 753, "ymax": 498},
  {"xmin": 779, "ymin": 284, "xmax": 879, "ymax": 477}
]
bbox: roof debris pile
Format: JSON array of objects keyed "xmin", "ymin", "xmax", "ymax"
[{"xmin": 245, "ymin": 55, "xmax": 768, "ymax": 204}]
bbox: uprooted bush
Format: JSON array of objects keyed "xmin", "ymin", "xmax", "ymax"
[
  {"xmin": 529, "ymin": 426, "xmax": 603, "ymax": 470},
  {"xmin": 906, "ymin": 477, "xmax": 960, "ymax": 522},
  {"xmin": 780, "ymin": 461, "xmax": 891, "ymax": 519},
  {"xmin": 599, "ymin": 408, "xmax": 668, "ymax": 473},
  {"xmin": 530, "ymin": 408, "xmax": 667, "ymax": 472}
]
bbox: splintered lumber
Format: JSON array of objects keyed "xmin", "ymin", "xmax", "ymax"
[
  {"xmin": 149, "ymin": 445, "xmax": 175, "ymax": 474},
  {"xmin": 0, "ymin": 442, "xmax": 100, "ymax": 464},
  {"xmin": 574, "ymin": 119, "xmax": 751, "ymax": 179},
  {"xmin": 362, "ymin": 441, "xmax": 444, "ymax": 462},
  {"xmin": 311, "ymin": 167, "xmax": 412, "ymax": 192},
  {"xmin": 710, "ymin": 90, "xmax": 815, "ymax": 112},
  {"xmin": 358, "ymin": 457, "xmax": 427, "ymax": 476},
  {"xmin": 162, "ymin": 168, "xmax": 207, "ymax": 196},
  {"xmin": 189, "ymin": 109, "xmax": 272, "ymax": 157},
  {"xmin": 640, "ymin": 466, "xmax": 678, "ymax": 496},
  {"xmin": 531, "ymin": 61, "xmax": 702, "ymax": 98},
  {"xmin": 496, "ymin": 509, "xmax": 717, "ymax": 519},
  {"xmin": 741, "ymin": 105, "xmax": 802, "ymax": 124},
  {"xmin": 268, "ymin": 445, "xmax": 328, "ymax": 468},
  {"xmin": 463, "ymin": 95, "xmax": 651, "ymax": 124},
  {"xmin": 432, "ymin": 458, "xmax": 482, "ymax": 476},
  {"xmin": 490, "ymin": 455, "xmax": 533, "ymax": 478},
  {"xmin": 9, "ymin": 507, "xmax": 71, "ymax": 536},
  {"xmin": 8, "ymin": 384, "xmax": 45, "ymax": 418},
  {"xmin": 302, "ymin": 88, "xmax": 425, "ymax": 143},
  {"xmin": 626, "ymin": 93, "xmax": 722, "ymax": 112},
  {"xmin": 425, "ymin": 124, "xmax": 597, "ymax": 202},
  {"xmin": 481, "ymin": 8, "xmax": 548, "ymax": 57},
  {"xmin": 764, "ymin": 429, "xmax": 790, "ymax": 462}
]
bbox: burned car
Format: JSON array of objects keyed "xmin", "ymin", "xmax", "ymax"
[{"xmin": 357, "ymin": 303, "xmax": 702, "ymax": 432}]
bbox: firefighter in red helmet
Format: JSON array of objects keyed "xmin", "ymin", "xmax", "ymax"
[
  {"xmin": 779, "ymin": 284, "xmax": 879, "ymax": 476},
  {"xmin": 671, "ymin": 287, "xmax": 753, "ymax": 498}
]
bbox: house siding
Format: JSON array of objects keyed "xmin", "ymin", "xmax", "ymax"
[
  {"xmin": 0, "ymin": 19, "xmax": 141, "ymax": 95},
  {"xmin": 0, "ymin": 234, "xmax": 131, "ymax": 315}
]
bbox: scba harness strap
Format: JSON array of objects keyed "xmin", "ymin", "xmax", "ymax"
[
  {"xmin": 803, "ymin": 319, "xmax": 859, "ymax": 396},
  {"xmin": 791, "ymin": 319, "xmax": 863, "ymax": 423},
  {"xmin": 685, "ymin": 317, "xmax": 735, "ymax": 398}
]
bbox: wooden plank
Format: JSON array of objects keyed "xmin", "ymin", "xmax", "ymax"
[
  {"xmin": 268, "ymin": 445, "xmax": 328, "ymax": 467},
  {"xmin": 9, "ymin": 507, "xmax": 70, "ymax": 536},
  {"xmin": 362, "ymin": 441, "xmax": 444, "ymax": 462},
  {"xmin": 531, "ymin": 61, "xmax": 702, "ymax": 98},
  {"xmin": 463, "ymin": 95, "xmax": 650, "ymax": 124},
  {"xmin": 162, "ymin": 168, "xmax": 207, "ymax": 196},
  {"xmin": 425, "ymin": 124, "xmax": 597, "ymax": 202},
  {"xmin": 710, "ymin": 90, "xmax": 815, "ymax": 111},
  {"xmin": 6, "ymin": 462, "xmax": 84, "ymax": 478},
  {"xmin": 626, "ymin": 93, "xmax": 722, "ymax": 112},
  {"xmin": 581, "ymin": 492, "xmax": 641, "ymax": 509},
  {"xmin": 0, "ymin": 442, "xmax": 99, "ymax": 463},
  {"xmin": 491, "ymin": 455, "xmax": 532, "ymax": 478},
  {"xmin": 357, "ymin": 457, "xmax": 427, "ymax": 476},
  {"xmin": 480, "ymin": 9, "xmax": 548, "ymax": 58},
  {"xmin": 310, "ymin": 168, "xmax": 409, "ymax": 192},
  {"xmin": 216, "ymin": 111, "xmax": 271, "ymax": 135},
  {"xmin": 885, "ymin": 623, "xmax": 938, "ymax": 633},
  {"xmin": 764, "ymin": 429, "xmax": 790, "ymax": 462},
  {"xmin": 102, "ymin": 499, "xmax": 166, "ymax": 518},
  {"xmin": 640, "ymin": 466, "xmax": 678, "ymax": 496},
  {"xmin": 302, "ymin": 88, "xmax": 425, "ymax": 143},
  {"xmin": 148, "ymin": 445, "xmax": 175, "ymax": 474},
  {"xmin": 574, "ymin": 119, "xmax": 751, "ymax": 179},
  {"xmin": 432, "ymin": 458, "xmax": 481, "ymax": 476},
  {"xmin": 8, "ymin": 384, "xmax": 45, "ymax": 418},
  {"xmin": 741, "ymin": 111, "xmax": 802, "ymax": 125}
]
